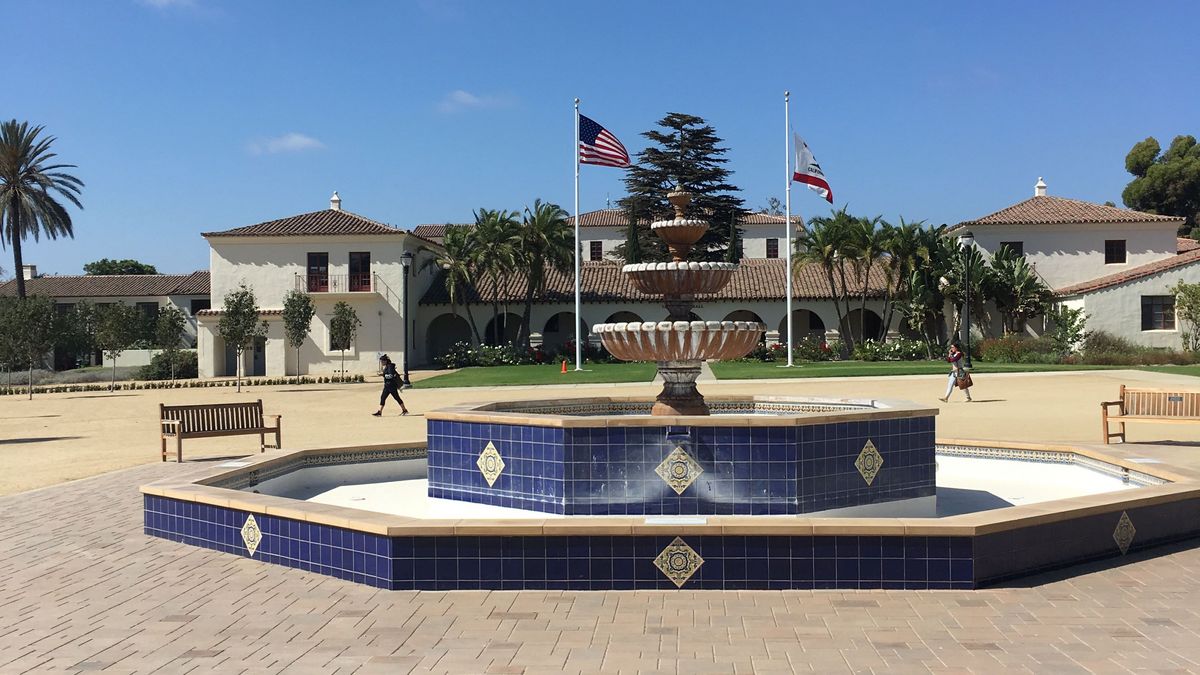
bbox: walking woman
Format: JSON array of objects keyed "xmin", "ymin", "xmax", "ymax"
[
  {"xmin": 939, "ymin": 342, "xmax": 972, "ymax": 402},
  {"xmin": 372, "ymin": 354, "xmax": 409, "ymax": 416}
]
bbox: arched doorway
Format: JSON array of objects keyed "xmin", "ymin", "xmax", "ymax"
[
  {"xmin": 777, "ymin": 309, "xmax": 826, "ymax": 343},
  {"xmin": 484, "ymin": 312, "xmax": 521, "ymax": 345},
  {"xmin": 427, "ymin": 313, "xmax": 473, "ymax": 362},
  {"xmin": 542, "ymin": 312, "xmax": 587, "ymax": 353},
  {"xmin": 724, "ymin": 310, "xmax": 766, "ymax": 342},
  {"xmin": 603, "ymin": 311, "xmax": 642, "ymax": 324},
  {"xmin": 841, "ymin": 308, "xmax": 883, "ymax": 343}
]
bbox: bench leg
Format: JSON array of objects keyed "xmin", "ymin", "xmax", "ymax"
[
  {"xmin": 260, "ymin": 431, "xmax": 265, "ymax": 453},
  {"xmin": 161, "ymin": 436, "xmax": 167, "ymax": 462},
  {"xmin": 1102, "ymin": 410, "xmax": 1109, "ymax": 444},
  {"xmin": 176, "ymin": 435, "xmax": 183, "ymax": 463}
]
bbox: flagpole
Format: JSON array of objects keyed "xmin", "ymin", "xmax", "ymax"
[
  {"xmin": 784, "ymin": 91, "xmax": 794, "ymax": 368},
  {"xmin": 573, "ymin": 98, "xmax": 583, "ymax": 372}
]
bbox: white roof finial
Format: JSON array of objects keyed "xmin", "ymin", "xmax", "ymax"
[
  {"xmin": 330, "ymin": 191, "xmax": 342, "ymax": 211},
  {"xmin": 1034, "ymin": 177, "xmax": 1047, "ymax": 197}
]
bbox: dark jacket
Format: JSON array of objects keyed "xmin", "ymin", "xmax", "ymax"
[{"xmin": 382, "ymin": 362, "xmax": 398, "ymax": 386}]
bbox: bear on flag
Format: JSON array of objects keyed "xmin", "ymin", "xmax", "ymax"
[{"xmin": 793, "ymin": 133, "xmax": 833, "ymax": 203}]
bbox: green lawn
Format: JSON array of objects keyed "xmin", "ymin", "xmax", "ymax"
[
  {"xmin": 414, "ymin": 362, "xmax": 659, "ymax": 388},
  {"xmin": 709, "ymin": 360, "xmax": 1200, "ymax": 380},
  {"xmin": 412, "ymin": 360, "xmax": 1200, "ymax": 389}
]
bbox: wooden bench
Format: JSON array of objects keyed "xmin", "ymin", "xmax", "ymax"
[
  {"xmin": 1101, "ymin": 385, "xmax": 1200, "ymax": 444},
  {"xmin": 160, "ymin": 399, "xmax": 281, "ymax": 462}
]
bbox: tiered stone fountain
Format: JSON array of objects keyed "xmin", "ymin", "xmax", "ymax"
[{"xmin": 592, "ymin": 187, "xmax": 766, "ymax": 415}]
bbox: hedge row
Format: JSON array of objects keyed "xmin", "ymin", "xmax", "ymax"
[{"xmin": 0, "ymin": 374, "xmax": 366, "ymax": 397}]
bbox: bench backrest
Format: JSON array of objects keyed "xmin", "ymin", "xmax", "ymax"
[
  {"xmin": 1121, "ymin": 386, "xmax": 1200, "ymax": 418},
  {"xmin": 161, "ymin": 400, "xmax": 265, "ymax": 434}
]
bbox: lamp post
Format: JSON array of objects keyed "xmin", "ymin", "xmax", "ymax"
[
  {"xmin": 400, "ymin": 250, "xmax": 414, "ymax": 389},
  {"xmin": 957, "ymin": 231, "xmax": 974, "ymax": 370}
]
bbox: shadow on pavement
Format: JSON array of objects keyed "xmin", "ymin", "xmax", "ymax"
[
  {"xmin": 991, "ymin": 537, "xmax": 1200, "ymax": 589},
  {"xmin": 0, "ymin": 436, "xmax": 83, "ymax": 445}
]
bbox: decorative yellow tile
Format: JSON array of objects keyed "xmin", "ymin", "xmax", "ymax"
[
  {"xmin": 241, "ymin": 514, "xmax": 262, "ymax": 557},
  {"xmin": 855, "ymin": 440, "xmax": 884, "ymax": 486},
  {"xmin": 477, "ymin": 441, "xmax": 505, "ymax": 488},
  {"xmin": 654, "ymin": 537, "xmax": 704, "ymax": 587},
  {"xmin": 1113, "ymin": 511, "xmax": 1136, "ymax": 555},
  {"xmin": 655, "ymin": 446, "xmax": 703, "ymax": 495}
]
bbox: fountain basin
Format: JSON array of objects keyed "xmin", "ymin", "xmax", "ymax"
[
  {"xmin": 623, "ymin": 262, "xmax": 737, "ymax": 296},
  {"xmin": 593, "ymin": 320, "xmax": 766, "ymax": 362}
]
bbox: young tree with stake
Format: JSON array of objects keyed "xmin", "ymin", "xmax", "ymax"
[
  {"xmin": 329, "ymin": 301, "xmax": 361, "ymax": 378},
  {"xmin": 217, "ymin": 284, "xmax": 268, "ymax": 392},
  {"xmin": 281, "ymin": 289, "xmax": 316, "ymax": 376}
]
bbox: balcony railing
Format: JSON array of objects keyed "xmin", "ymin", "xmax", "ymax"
[{"xmin": 295, "ymin": 274, "xmax": 374, "ymax": 293}]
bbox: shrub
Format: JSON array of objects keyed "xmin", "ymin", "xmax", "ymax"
[
  {"xmin": 138, "ymin": 350, "xmax": 199, "ymax": 380},
  {"xmin": 791, "ymin": 335, "xmax": 837, "ymax": 362},
  {"xmin": 1083, "ymin": 331, "xmax": 1140, "ymax": 356},
  {"xmin": 851, "ymin": 338, "xmax": 928, "ymax": 362}
]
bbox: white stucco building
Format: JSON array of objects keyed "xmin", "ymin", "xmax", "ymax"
[
  {"xmin": 951, "ymin": 179, "xmax": 1194, "ymax": 347},
  {"xmin": 196, "ymin": 193, "xmax": 437, "ymax": 378}
]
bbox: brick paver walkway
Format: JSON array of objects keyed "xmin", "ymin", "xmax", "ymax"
[{"xmin": 3, "ymin": 462, "xmax": 1200, "ymax": 673}]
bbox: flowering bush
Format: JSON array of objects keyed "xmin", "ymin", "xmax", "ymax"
[
  {"xmin": 851, "ymin": 338, "xmax": 928, "ymax": 362},
  {"xmin": 436, "ymin": 341, "xmax": 607, "ymax": 368}
]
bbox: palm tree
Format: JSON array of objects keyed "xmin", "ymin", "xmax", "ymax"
[
  {"xmin": 515, "ymin": 200, "xmax": 572, "ymax": 349},
  {"xmin": 0, "ymin": 121, "xmax": 84, "ymax": 298},
  {"xmin": 845, "ymin": 214, "xmax": 887, "ymax": 343},
  {"xmin": 470, "ymin": 208, "xmax": 520, "ymax": 345},
  {"xmin": 795, "ymin": 213, "xmax": 853, "ymax": 353},
  {"xmin": 421, "ymin": 226, "xmax": 483, "ymax": 344}
]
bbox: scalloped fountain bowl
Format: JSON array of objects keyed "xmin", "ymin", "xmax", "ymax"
[
  {"xmin": 623, "ymin": 262, "xmax": 737, "ymax": 296},
  {"xmin": 593, "ymin": 320, "xmax": 766, "ymax": 362}
]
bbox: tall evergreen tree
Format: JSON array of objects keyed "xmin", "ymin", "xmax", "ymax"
[{"xmin": 618, "ymin": 113, "xmax": 745, "ymax": 261}]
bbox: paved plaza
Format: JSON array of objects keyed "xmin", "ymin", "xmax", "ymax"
[{"xmin": 4, "ymin": 370, "xmax": 1200, "ymax": 672}]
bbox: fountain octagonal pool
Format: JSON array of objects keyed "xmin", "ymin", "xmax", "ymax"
[{"xmin": 142, "ymin": 436, "xmax": 1200, "ymax": 591}]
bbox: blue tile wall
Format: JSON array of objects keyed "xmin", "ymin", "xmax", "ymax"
[
  {"xmin": 427, "ymin": 416, "xmax": 936, "ymax": 515},
  {"xmin": 143, "ymin": 495, "xmax": 975, "ymax": 590}
]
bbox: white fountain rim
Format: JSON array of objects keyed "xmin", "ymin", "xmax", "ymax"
[
  {"xmin": 650, "ymin": 218, "xmax": 709, "ymax": 229},
  {"xmin": 621, "ymin": 262, "xmax": 738, "ymax": 273},
  {"xmin": 593, "ymin": 320, "xmax": 767, "ymax": 333}
]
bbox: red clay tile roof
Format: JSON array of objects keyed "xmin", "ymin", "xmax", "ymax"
[
  {"xmin": 203, "ymin": 209, "xmax": 405, "ymax": 237},
  {"xmin": 1179, "ymin": 238, "xmax": 1200, "ymax": 253},
  {"xmin": 419, "ymin": 258, "xmax": 887, "ymax": 305},
  {"xmin": 1055, "ymin": 250, "xmax": 1200, "ymax": 297},
  {"xmin": 412, "ymin": 224, "xmax": 459, "ymax": 241},
  {"xmin": 0, "ymin": 271, "xmax": 210, "ymax": 298},
  {"xmin": 954, "ymin": 195, "xmax": 1184, "ymax": 229}
]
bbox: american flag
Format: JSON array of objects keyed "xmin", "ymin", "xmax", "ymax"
[{"xmin": 579, "ymin": 114, "xmax": 630, "ymax": 168}]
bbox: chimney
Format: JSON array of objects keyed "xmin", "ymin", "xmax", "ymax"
[
  {"xmin": 1034, "ymin": 177, "xmax": 1047, "ymax": 197},
  {"xmin": 21, "ymin": 264, "xmax": 37, "ymax": 280},
  {"xmin": 330, "ymin": 191, "xmax": 342, "ymax": 211}
]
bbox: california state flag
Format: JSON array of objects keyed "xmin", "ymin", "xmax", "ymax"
[{"xmin": 793, "ymin": 133, "xmax": 833, "ymax": 203}]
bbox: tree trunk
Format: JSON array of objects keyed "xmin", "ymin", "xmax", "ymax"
[
  {"xmin": 27, "ymin": 361, "xmax": 33, "ymax": 400},
  {"xmin": 110, "ymin": 357, "xmax": 117, "ymax": 392},
  {"xmin": 341, "ymin": 349, "xmax": 346, "ymax": 379},
  {"xmin": 10, "ymin": 204, "xmax": 27, "ymax": 299},
  {"xmin": 824, "ymin": 265, "xmax": 847, "ymax": 356},
  {"xmin": 296, "ymin": 346, "xmax": 301, "ymax": 377},
  {"xmin": 518, "ymin": 285, "xmax": 535, "ymax": 350},
  {"xmin": 859, "ymin": 261, "xmax": 872, "ymax": 344},
  {"xmin": 236, "ymin": 351, "xmax": 242, "ymax": 392},
  {"xmin": 835, "ymin": 260, "xmax": 855, "ymax": 352}
]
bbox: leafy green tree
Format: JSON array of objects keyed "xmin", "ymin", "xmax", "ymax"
[
  {"xmin": 1047, "ymin": 305, "xmax": 1090, "ymax": 358},
  {"xmin": 3, "ymin": 296, "xmax": 56, "ymax": 398},
  {"xmin": 619, "ymin": 112, "xmax": 745, "ymax": 261},
  {"xmin": 153, "ymin": 305, "xmax": 188, "ymax": 381},
  {"xmin": 422, "ymin": 226, "xmax": 482, "ymax": 344},
  {"xmin": 217, "ymin": 283, "xmax": 268, "ymax": 392},
  {"xmin": 0, "ymin": 121, "xmax": 85, "ymax": 299},
  {"xmin": 54, "ymin": 300, "xmax": 98, "ymax": 369},
  {"xmin": 1171, "ymin": 280, "xmax": 1200, "ymax": 351},
  {"xmin": 761, "ymin": 197, "xmax": 784, "ymax": 216},
  {"xmin": 329, "ymin": 301, "xmax": 362, "ymax": 377},
  {"xmin": 94, "ymin": 302, "xmax": 141, "ymax": 391},
  {"xmin": 514, "ymin": 200, "xmax": 571, "ymax": 348},
  {"xmin": 612, "ymin": 197, "xmax": 658, "ymax": 263},
  {"xmin": 724, "ymin": 213, "xmax": 742, "ymax": 263},
  {"xmin": 281, "ymin": 289, "xmax": 316, "ymax": 376},
  {"xmin": 471, "ymin": 208, "xmax": 519, "ymax": 344},
  {"xmin": 1122, "ymin": 135, "xmax": 1200, "ymax": 235},
  {"xmin": 83, "ymin": 258, "xmax": 158, "ymax": 275}
]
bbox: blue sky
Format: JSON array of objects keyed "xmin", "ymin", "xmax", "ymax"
[{"xmin": 9, "ymin": 0, "xmax": 1199, "ymax": 275}]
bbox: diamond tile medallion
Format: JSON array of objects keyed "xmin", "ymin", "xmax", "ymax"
[
  {"xmin": 855, "ymin": 439, "xmax": 884, "ymax": 486},
  {"xmin": 654, "ymin": 537, "xmax": 704, "ymax": 587},
  {"xmin": 476, "ymin": 441, "xmax": 505, "ymax": 488},
  {"xmin": 654, "ymin": 445, "xmax": 704, "ymax": 495},
  {"xmin": 240, "ymin": 514, "xmax": 262, "ymax": 557},
  {"xmin": 1113, "ymin": 510, "xmax": 1136, "ymax": 555}
]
